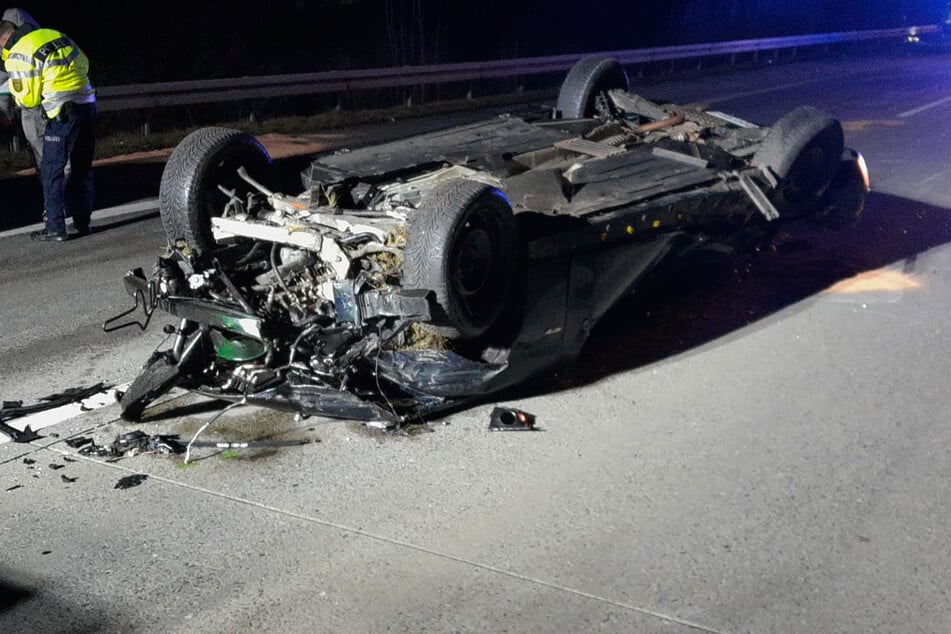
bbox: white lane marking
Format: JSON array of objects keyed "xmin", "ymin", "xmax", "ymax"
[
  {"xmin": 701, "ymin": 69, "xmax": 870, "ymax": 105},
  {"xmin": 897, "ymin": 96, "xmax": 951, "ymax": 119},
  {"xmin": 0, "ymin": 198, "xmax": 158, "ymax": 239},
  {"xmin": 0, "ymin": 384, "xmax": 128, "ymax": 445},
  {"xmin": 704, "ymin": 77, "xmax": 833, "ymax": 104}
]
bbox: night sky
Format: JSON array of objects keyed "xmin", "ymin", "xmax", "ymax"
[{"xmin": 11, "ymin": 1, "xmax": 947, "ymax": 86}]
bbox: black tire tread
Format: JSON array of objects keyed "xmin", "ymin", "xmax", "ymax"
[
  {"xmin": 752, "ymin": 106, "xmax": 843, "ymax": 180},
  {"xmin": 158, "ymin": 127, "xmax": 271, "ymax": 252},
  {"xmin": 751, "ymin": 106, "xmax": 844, "ymax": 211},
  {"xmin": 404, "ymin": 180, "xmax": 516, "ymax": 340},
  {"xmin": 119, "ymin": 354, "xmax": 181, "ymax": 422},
  {"xmin": 556, "ymin": 56, "xmax": 630, "ymax": 119}
]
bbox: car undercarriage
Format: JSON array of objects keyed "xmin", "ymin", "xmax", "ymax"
[{"xmin": 105, "ymin": 56, "xmax": 869, "ymax": 425}]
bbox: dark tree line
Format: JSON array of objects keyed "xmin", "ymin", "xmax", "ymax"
[{"xmin": 12, "ymin": 0, "xmax": 945, "ymax": 86}]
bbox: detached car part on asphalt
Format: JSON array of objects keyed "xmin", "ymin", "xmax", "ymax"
[
  {"xmin": 1, "ymin": 383, "xmax": 110, "ymax": 442},
  {"xmin": 105, "ymin": 56, "xmax": 869, "ymax": 424}
]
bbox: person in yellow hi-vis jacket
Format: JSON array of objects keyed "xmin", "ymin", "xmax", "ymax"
[
  {"xmin": 0, "ymin": 19, "xmax": 96, "ymax": 241},
  {"xmin": 0, "ymin": 8, "xmax": 45, "ymax": 166}
]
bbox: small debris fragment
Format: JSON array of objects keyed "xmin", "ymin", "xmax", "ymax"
[
  {"xmin": 79, "ymin": 433, "xmax": 186, "ymax": 458},
  {"xmin": 65, "ymin": 436, "xmax": 92, "ymax": 449},
  {"xmin": 78, "ymin": 442, "xmax": 111, "ymax": 457},
  {"xmin": 22, "ymin": 458, "xmax": 36, "ymax": 465},
  {"xmin": 114, "ymin": 474, "xmax": 148, "ymax": 490},
  {"xmin": 0, "ymin": 423, "xmax": 41, "ymax": 443},
  {"xmin": 489, "ymin": 407, "xmax": 537, "ymax": 431},
  {"xmin": 6, "ymin": 484, "xmax": 23, "ymax": 492},
  {"xmin": 61, "ymin": 475, "xmax": 78, "ymax": 484},
  {"xmin": 114, "ymin": 430, "xmax": 150, "ymax": 453},
  {"xmin": 48, "ymin": 463, "xmax": 65, "ymax": 471},
  {"xmin": 62, "ymin": 456, "xmax": 76, "ymax": 463}
]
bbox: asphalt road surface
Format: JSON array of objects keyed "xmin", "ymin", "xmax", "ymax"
[{"xmin": 1, "ymin": 46, "xmax": 949, "ymax": 633}]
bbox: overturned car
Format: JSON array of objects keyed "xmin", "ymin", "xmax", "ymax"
[{"xmin": 106, "ymin": 56, "xmax": 869, "ymax": 424}]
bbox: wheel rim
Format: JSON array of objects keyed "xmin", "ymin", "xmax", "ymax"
[
  {"xmin": 452, "ymin": 226, "xmax": 493, "ymax": 297},
  {"xmin": 449, "ymin": 206, "xmax": 507, "ymax": 325}
]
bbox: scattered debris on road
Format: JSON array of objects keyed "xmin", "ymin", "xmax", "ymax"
[
  {"xmin": 78, "ymin": 430, "xmax": 186, "ymax": 458},
  {"xmin": 488, "ymin": 407, "xmax": 537, "ymax": 431},
  {"xmin": 65, "ymin": 436, "xmax": 93, "ymax": 449},
  {"xmin": 0, "ymin": 383, "xmax": 112, "ymax": 443},
  {"xmin": 114, "ymin": 474, "xmax": 148, "ymax": 490}
]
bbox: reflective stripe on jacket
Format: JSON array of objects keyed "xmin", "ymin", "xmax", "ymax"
[{"xmin": 5, "ymin": 28, "xmax": 95, "ymax": 119}]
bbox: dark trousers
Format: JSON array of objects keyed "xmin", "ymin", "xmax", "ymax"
[{"xmin": 40, "ymin": 101, "xmax": 96, "ymax": 233}]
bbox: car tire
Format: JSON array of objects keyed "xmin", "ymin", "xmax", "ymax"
[
  {"xmin": 811, "ymin": 152, "xmax": 867, "ymax": 230},
  {"xmin": 159, "ymin": 127, "xmax": 273, "ymax": 252},
  {"xmin": 752, "ymin": 106, "xmax": 844, "ymax": 211},
  {"xmin": 404, "ymin": 180, "xmax": 517, "ymax": 340},
  {"xmin": 119, "ymin": 352, "xmax": 181, "ymax": 422},
  {"xmin": 556, "ymin": 56, "xmax": 630, "ymax": 119}
]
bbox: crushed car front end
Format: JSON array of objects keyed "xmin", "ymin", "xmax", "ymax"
[{"xmin": 106, "ymin": 56, "xmax": 868, "ymax": 425}]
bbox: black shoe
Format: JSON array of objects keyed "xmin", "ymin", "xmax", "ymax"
[
  {"xmin": 73, "ymin": 225, "xmax": 92, "ymax": 237},
  {"xmin": 30, "ymin": 229, "xmax": 69, "ymax": 242}
]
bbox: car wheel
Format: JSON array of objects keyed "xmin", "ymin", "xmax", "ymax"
[
  {"xmin": 752, "ymin": 106, "xmax": 844, "ymax": 212},
  {"xmin": 119, "ymin": 352, "xmax": 181, "ymax": 422},
  {"xmin": 404, "ymin": 180, "xmax": 517, "ymax": 340},
  {"xmin": 159, "ymin": 127, "xmax": 273, "ymax": 252},
  {"xmin": 556, "ymin": 56, "xmax": 630, "ymax": 119},
  {"xmin": 811, "ymin": 151, "xmax": 868, "ymax": 230}
]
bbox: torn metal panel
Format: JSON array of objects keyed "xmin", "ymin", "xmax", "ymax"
[
  {"xmin": 503, "ymin": 168, "xmax": 571, "ymax": 213},
  {"xmin": 302, "ymin": 116, "xmax": 574, "ymax": 186},
  {"xmin": 243, "ymin": 383, "xmax": 398, "ymax": 422},
  {"xmin": 607, "ymin": 90, "xmax": 671, "ymax": 121},
  {"xmin": 375, "ymin": 350, "xmax": 508, "ymax": 398}
]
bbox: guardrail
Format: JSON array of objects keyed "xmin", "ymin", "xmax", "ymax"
[{"xmin": 94, "ymin": 24, "xmax": 941, "ymax": 113}]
